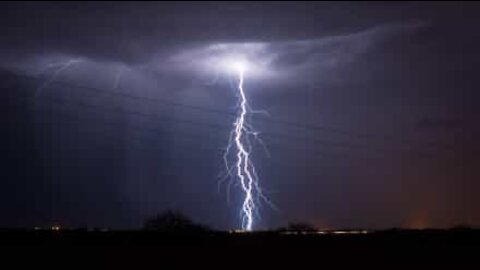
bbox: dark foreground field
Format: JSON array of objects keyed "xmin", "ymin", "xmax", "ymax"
[{"xmin": 1, "ymin": 229, "xmax": 479, "ymax": 268}]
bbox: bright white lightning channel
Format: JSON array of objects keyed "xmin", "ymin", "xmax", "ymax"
[{"xmin": 223, "ymin": 61, "xmax": 271, "ymax": 231}]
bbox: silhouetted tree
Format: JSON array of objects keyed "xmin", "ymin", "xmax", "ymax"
[
  {"xmin": 284, "ymin": 222, "xmax": 317, "ymax": 232},
  {"xmin": 143, "ymin": 210, "xmax": 210, "ymax": 232},
  {"xmin": 451, "ymin": 224, "xmax": 472, "ymax": 231}
]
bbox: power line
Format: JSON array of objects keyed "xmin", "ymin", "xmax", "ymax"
[
  {"xmin": 11, "ymin": 94, "xmax": 400, "ymax": 162},
  {"xmin": 5, "ymin": 71, "xmax": 456, "ymax": 151},
  {"xmin": 10, "ymin": 90, "xmax": 440, "ymax": 159},
  {"xmin": 9, "ymin": 71, "xmax": 237, "ymax": 116},
  {"xmin": 10, "ymin": 93, "xmax": 438, "ymax": 159},
  {"xmin": 29, "ymin": 110, "xmax": 356, "ymax": 173}
]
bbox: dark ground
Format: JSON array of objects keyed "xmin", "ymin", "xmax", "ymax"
[{"xmin": 0, "ymin": 229, "xmax": 478, "ymax": 268}]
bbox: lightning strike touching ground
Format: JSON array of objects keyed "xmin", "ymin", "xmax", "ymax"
[
  {"xmin": 222, "ymin": 63, "xmax": 273, "ymax": 231},
  {"xmin": 35, "ymin": 59, "xmax": 82, "ymax": 97}
]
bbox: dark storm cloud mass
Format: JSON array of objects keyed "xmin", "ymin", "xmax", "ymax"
[
  {"xmin": 0, "ymin": 2, "xmax": 445, "ymax": 63},
  {"xmin": 1, "ymin": 2, "xmax": 480, "ymax": 229},
  {"xmin": 164, "ymin": 20, "xmax": 427, "ymax": 83}
]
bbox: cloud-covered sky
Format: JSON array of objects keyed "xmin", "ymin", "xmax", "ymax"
[{"xmin": 1, "ymin": 2, "xmax": 479, "ymax": 230}]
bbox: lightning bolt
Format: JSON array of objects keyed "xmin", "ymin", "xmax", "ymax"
[
  {"xmin": 35, "ymin": 59, "xmax": 81, "ymax": 97},
  {"xmin": 223, "ymin": 68, "xmax": 273, "ymax": 231}
]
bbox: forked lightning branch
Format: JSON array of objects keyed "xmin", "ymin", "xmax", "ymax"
[{"xmin": 222, "ymin": 60, "xmax": 271, "ymax": 231}]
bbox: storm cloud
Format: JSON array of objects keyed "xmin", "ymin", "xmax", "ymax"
[{"xmin": 1, "ymin": 2, "xmax": 479, "ymax": 229}]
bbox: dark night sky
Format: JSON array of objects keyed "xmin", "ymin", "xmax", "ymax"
[{"xmin": 1, "ymin": 2, "xmax": 479, "ymax": 230}]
